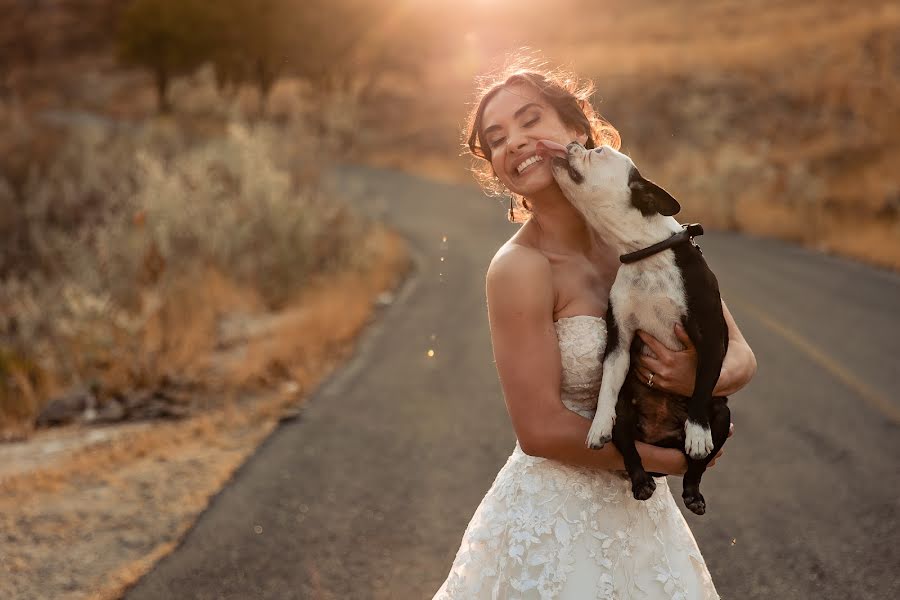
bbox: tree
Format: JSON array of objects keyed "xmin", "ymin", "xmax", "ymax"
[
  {"xmin": 117, "ymin": 0, "xmax": 220, "ymax": 113},
  {"xmin": 117, "ymin": 0, "xmax": 448, "ymax": 120},
  {"xmin": 210, "ymin": 0, "xmax": 308, "ymax": 115}
]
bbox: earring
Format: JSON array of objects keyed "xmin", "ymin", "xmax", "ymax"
[{"xmin": 508, "ymin": 196, "xmax": 514, "ymax": 221}]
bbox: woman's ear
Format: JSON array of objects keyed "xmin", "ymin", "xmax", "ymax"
[
  {"xmin": 566, "ymin": 126, "xmax": 589, "ymax": 147},
  {"xmin": 576, "ymin": 130, "xmax": 589, "ymax": 147}
]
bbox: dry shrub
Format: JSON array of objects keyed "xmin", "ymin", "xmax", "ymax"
[
  {"xmin": 223, "ymin": 223, "xmax": 410, "ymax": 389},
  {"xmin": 0, "ymin": 349, "xmax": 43, "ymax": 431},
  {"xmin": 823, "ymin": 219, "xmax": 900, "ymax": 269},
  {"xmin": 0, "ymin": 114, "xmax": 384, "ymax": 429}
]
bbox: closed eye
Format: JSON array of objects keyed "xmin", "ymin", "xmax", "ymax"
[{"xmin": 488, "ymin": 116, "xmax": 540, "ymax": 149}]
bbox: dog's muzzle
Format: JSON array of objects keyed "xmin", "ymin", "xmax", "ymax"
[{"xmin": 552, "ymin": 141, "xmax": 585, "ymax": 184}]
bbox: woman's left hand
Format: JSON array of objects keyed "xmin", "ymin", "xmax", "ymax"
[{"xmin": 632, "ymin": 323, "xmax": 697, "ymax": 397}]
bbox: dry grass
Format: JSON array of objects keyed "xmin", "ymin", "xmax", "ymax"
[
  {"xmin": 822, "ymin": 221, "xmax": 900, "ymax": 268},
  {"xmin": 0, "ymin": 220, "xmax": 408, "ymax": 436},
  {"xmin": 0, "ymin": 57, "xmax": 412, "ymax": 599},
  {"xmin": 0, "ymin": 108, "xmax": 380, "ymax": 432},
  {"xmin": 563, "ymin": 2, "xmax": 900, "ymax": 77},
  {"xmin": 221, "ymin": 224, "xmax": 409, "ymax": 389},
  {"xmin": 0, "ymin": 226, "xmax": 411, "ymax": 600}
]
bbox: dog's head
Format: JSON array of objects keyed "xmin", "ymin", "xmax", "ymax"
[{"xmin": 537, "ymin": 140, "xmax": 681, "ymax": 244}]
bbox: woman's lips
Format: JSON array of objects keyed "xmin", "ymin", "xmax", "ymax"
[{"xmin": 535, "ymin": 139, "xmax": 569, "ymax": 159}]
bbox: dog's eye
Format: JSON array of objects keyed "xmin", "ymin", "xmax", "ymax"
[{"xmin": 594, "ymin": 147, "xmax": 604, "ymax": 154}]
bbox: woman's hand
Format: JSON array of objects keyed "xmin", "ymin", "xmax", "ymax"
[
  {"xmin": 708, "ymin": 422, "xmax": 733, "ymax": 467},
  {"xmin": 634, "ymin": 301, "xmax": 758, "ymax": 398},
  {"xmin": 633, "ymin": 323, "xmax": 697, "ymax": 397}
]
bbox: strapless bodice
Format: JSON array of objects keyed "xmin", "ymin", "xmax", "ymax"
[{"xmin": 553, "ymin": 314, "xmax": 606, "ymax": 419}]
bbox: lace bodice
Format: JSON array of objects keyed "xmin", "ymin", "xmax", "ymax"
[{"xmin": 554, "ymin": 315, "xmax": 606, "ymax": 419}]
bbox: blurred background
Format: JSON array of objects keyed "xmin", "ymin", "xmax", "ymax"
[{"xmin": 1, "ymin": 1, "xmax": 899, "ymax": 598}]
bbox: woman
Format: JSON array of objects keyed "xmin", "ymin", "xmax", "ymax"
[{"xmin": 433, "ymin": 59, "xmax": 757, "ymax": 599}]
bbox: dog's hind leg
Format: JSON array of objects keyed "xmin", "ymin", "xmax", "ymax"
[
  {"xmin": 682, "ymin": 397, "xmax": 730, "ymax": 515},
  {"xmin": 612, "ymin": 376, "xmax": 656, "ymax": 500}
]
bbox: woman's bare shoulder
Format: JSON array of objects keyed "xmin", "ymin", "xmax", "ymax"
[
  {"xmin": 489, "ymin": 221, "xmax": 545, "ymax": 271},
  {"xmin": 486, "ymin": 240, "xmax": 554, "ymax": 320},
  {"xmin": 488, "ymin": 240, "xmax": 549, "ymax": 282}
]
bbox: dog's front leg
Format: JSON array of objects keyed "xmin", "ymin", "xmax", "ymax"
[
  {"xmin": 682, "ymin": 397, "xmax": 730, "ymax": 515},
  {"xmin": 587, "ymin": 302, "xmax": 633, "ymax": 449},
  {"xmin": 682, "ymin": 316, "xmax": 727, "ymax": 459}
]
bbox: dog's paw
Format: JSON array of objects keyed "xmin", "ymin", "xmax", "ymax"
[
  {"xmin": 683, "ymin": 489, "xmax": 706, "ymax": 515},
  {"xmin": 631, "ymin": 472, "xmax": 657, "ymax": 501},
  {"xmin": 684, "ymin": 420, "xmax": 714, "ymax": 460},
  {"xmin": 586, "ymin": 415, "xmax": 614, "ymax": 450}
]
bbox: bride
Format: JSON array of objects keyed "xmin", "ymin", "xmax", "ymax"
[{"xmin": 433, "ymin": 59, "xmax": 757, "ymax": 599}]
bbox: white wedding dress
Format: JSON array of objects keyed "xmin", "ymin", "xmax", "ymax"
[{"xmin": 433, "ymin": 315, "xmax": 719, "ymax": 599}]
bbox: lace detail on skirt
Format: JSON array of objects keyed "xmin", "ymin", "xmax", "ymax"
[{"xmin": 434, "ymin": 445, "xmax": 719, "ymax": 599}]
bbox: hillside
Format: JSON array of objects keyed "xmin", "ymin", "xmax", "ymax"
[
  {"xmin": 2, "ymin": 0, "xmax": 898, "ymax": 268},
  {"xmin": 385, "ymin": 0, "xmax": 900, "ymax": 267}
]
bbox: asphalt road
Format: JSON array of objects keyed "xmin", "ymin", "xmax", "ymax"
[{"xmin": 124, "ymin": 165, "xmax": 900, "ymax": 599}]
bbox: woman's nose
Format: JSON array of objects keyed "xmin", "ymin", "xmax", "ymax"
[{"xmin": 507, "ymin": 129, "xmax": 528, "ymax": 153}]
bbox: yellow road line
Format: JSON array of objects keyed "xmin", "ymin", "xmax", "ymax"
[{"xmin": 730, "ymin": 298, "xmax": 900, "ymax": 426}]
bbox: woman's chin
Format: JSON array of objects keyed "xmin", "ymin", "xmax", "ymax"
[{"xmin": 509, "ymin": 167, "xmax": 555, "ymax": 196}]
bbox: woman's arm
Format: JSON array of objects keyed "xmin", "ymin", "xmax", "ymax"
[
  {"xmin": 633, "ymin": 299, "xmax": 758, "ymax": 397},
  {"xmin": 714, "ymin": 300, "xmax": 757, "ymax": 395},
  {"xmin": 486, "ymin": 245, "xmax": 692, "ymax": 475}
]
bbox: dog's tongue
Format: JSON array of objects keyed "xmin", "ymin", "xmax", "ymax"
[{"xmin": 535, "ymin": 139, "xmax": 569, "ymax": 158}]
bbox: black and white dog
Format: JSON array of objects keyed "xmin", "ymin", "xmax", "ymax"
[{"xmin": 537, "ymin": 139, "xmax": 731, "ymax": 515}]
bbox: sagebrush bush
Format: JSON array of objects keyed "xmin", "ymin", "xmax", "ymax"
[{"xmin": 0, "ymin": 116, "xmax": 375, "ymax": 422}]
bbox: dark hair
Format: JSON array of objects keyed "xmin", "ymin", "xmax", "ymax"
[{"xmin": 462, "ymin": 51, "xmax": 621, "ymax": 222}]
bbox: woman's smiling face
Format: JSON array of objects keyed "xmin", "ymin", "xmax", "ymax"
[{"xmin": 481, "ymin": 82, "xmax": 588, "ymax": 198}]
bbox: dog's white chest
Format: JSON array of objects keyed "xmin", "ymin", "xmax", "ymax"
[{"xmin": 610, "ymin": 254, "xmax": 688, "ymax": 349}]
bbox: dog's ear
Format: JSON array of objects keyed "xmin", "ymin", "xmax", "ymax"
[{"xmin": 629, "ymin": 171, "xmax": 681, "ymax": 217}]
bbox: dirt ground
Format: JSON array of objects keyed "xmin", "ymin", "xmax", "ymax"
[{"xmin": 0, "ymin": 231, "xmax": 411, "ymax": 600}]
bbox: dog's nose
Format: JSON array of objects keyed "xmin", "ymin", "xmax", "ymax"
[{"xmin": 566, "ymin": 141, "xmax": 583, "ymax": 152}]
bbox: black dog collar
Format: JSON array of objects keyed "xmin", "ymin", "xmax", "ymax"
[{"xmin": 619, "ymin": 223, "xmax": 704, "ymax": 264}]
